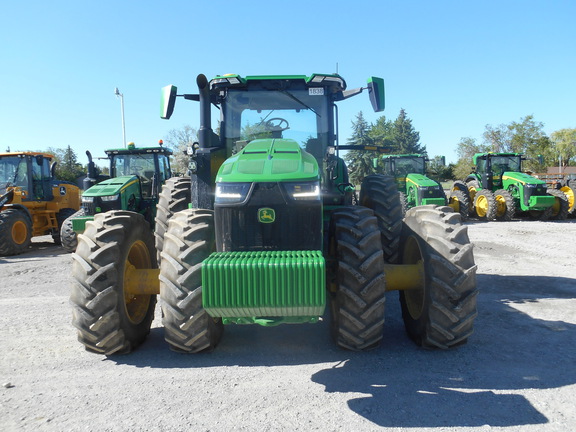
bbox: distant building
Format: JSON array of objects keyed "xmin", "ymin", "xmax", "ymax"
[{"xmin": 547, "ymin": 166, "xmax": 576, "ymax": 175}]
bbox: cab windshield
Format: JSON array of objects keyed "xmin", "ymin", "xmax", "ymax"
[
  {"xmin": 111, "ymin": 153, "xmax": 156, "ymax": 178},
  {"xmin": 489, "ymin": 155, "xmax": 521, "ymax": 175},
  {"xmin": 223, "ymin": 89, "xmax": 330, "ymax": 161},
  {"xmin": 394, "ymin": 157, "xmax": 425, "ymax": 175},
  {"xmin": 0, "ymin": 156, "xmax": 26, "ymax": 191}
]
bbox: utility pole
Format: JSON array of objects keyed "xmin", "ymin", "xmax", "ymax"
[{"xmin": 114, "ymin": 87, "xmax": 126, "ymax": 148}]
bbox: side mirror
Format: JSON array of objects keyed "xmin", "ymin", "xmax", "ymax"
[
  {"xmin": 160, "ymin": 85, "xmax": 178, "ymax": 119},
  {"xmin": 367, "ymin": 77, "xmax": 385, "ymax": 112},
  {"xmin": 372, "ymin": 157, "xmax": 379, "ymax": 169}
]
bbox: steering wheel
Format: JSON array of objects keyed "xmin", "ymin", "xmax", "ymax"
[{"xmin": 265, "ymin": 118, "xmax": 290, "ymax": 132}]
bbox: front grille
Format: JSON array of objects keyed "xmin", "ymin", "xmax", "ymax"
[{"xmin": 215, "ymin": 183, "xmax": 322, "ymax": 252}]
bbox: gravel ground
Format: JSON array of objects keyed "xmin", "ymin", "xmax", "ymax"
[{"xmin": 1, "ymin": 218, "xmax": 575, "ymax": 432}]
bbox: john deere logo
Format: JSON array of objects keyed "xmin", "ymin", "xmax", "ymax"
[{"xmin": 258, "ymin": 208, "xmax": 275, "ymax": 223}]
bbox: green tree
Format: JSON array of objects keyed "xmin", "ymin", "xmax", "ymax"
[
  {"xmin": 550, "ymin": 128, "xmax": 576, "ymax": 168},
  {"xmin": 163, "ymin": 125, "xmax": 198, "ymax": 175},
  {"xmin": 427, "ymin": 156, "xmax": 454, "ymax": 181},
  {"xmin": 481, "ymin": 116, "xmax": 550, "ymax": 172},
  {"xmin": 507, "ymin": 116, "xmax": 551, "ymax": 172},
  {"xmin": 453, "ymin": 137, "xmax": 489, "ymax": 180},
  {"xmin": 343, "ymin": 112, "xmax": 378, "ymax": 185},
  {"xmin": 392, "ymin": 109, "xmax": 425, "ymax": 154},
  {"xmin": 45, "ymin": 145, "xmax": 84, "ymax": 183}
]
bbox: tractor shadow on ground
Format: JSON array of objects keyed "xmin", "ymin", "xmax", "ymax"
[
  {"xmin": 311, "ymin": 273, "xmax": 576, "ymax": 428},
  {"xmin": 112, "ymin": 273, "xmax": 576, "ymax": 428}
]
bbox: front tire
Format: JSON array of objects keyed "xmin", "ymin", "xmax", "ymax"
[
  {"xmin": 53, "ymin": 207, "xmax": 79, "ymax": 246},
  {"xmin": 494, "ymin": 189, "xmax": 516, "ymax": 221},
  {"xmin": 159, "ymin": 209, "xmax": 223, "ymax": 353},
  {"xmin": 70, "ymin": 211, "xmax": 157, "ymax": 355},
  {"xmin": 399, "ymin": 206, "xmax": 478, "ymax": 348},
  {"xmin": 448, "ymin": 189, "xmax": 470, "ymax": 221},
  {"xmin": 0, "ymin": 209, "xmax": 32, "ymax": 256},
  {"xmin": 60, "ymin": 208, "xmax": 86, "ymax": 253},
  {"xmin": 329, "ymin": 207, "xmax": 386, "ymax": 351},
  {"xmin": 474, "ymin": 189, "xmax": 497, "ymax": 221},
  {"xmin": 545, "ymin": 189, "xmax": 569, "ymax": 220}
]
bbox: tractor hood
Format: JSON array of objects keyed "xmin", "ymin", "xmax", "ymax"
[
  {"xmin": 406, "ymin": 173, "xmax": 441, "ymax": 188},
  {"xmin": 502, "ymin": 172, "xmax": 545, "ymax": 186},
  {"xmin": 216, "ymin": 139, "xmax": 319, "ymax": 183},
  {"xmin": 82, "ymin": 175, "xmax": 140, "ymax": 197}
]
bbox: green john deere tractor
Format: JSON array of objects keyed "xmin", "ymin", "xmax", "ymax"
[
  {"xmin": 378, "ymin": 153, "xmax": 469, "ymax": 219},
  {"xmin": 61, "ymin": 142, "xmax": 180, "ymax": 252},
  {"xmin": 458, "ymin": 152, "xmax": 569, "ymax": 221},
  {"xmin": 70, "ymin": 73, "xmax": 478, "ymax": 355}
]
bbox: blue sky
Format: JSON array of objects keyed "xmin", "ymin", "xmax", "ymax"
[{"xmin": 1, "ymin": 1, "xmax": 574, "ymax": 165}]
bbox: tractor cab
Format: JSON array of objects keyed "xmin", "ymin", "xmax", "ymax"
[
  {"xmin": 73, "ymin": 143, "xmax": 173, "ymax": 235},
  {"xmin": 107, "ymin": 144, "xmax": 172, "ymax": 199},
  {"xmin": 0, "ymin": 152, "xmax": 54, "ymax": 201},
  {"xmin": 161, "ymin": 74, "xmax": 384, "ymax": 210},
  {"xmin": 472, "ymin": 152, "xmax": 522, "ymax": 190}
]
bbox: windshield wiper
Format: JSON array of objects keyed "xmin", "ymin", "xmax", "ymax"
[{"xmin": 279, "ymin": 90, "xmax": 320, "ymax": 117}]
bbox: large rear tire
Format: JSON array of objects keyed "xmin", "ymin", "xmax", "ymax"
[
  {"xmin": 159, "ymin": 209, "xmax": 223, "ymax": 353},
  {"xmin": 60, "ymin": 208, "xmax": 85, "ymax": 253},
  {"xmin": 0, "ymin": 209, "xmax": 32, "ymax": 256},
  {"xmin": 399, "ymin": 205, "xmax": 478, "ymax": 348},
  {"xmin": 329, "ymin": 207, "xmax": 386, "ymax": 351},
  {"xmin": 154, "ymin": 177, "xmax": 192, "ymax": 262},
  {"xmin": 359, "ymin": 174, "xmax": 403, "ymax": 263},
  {"xmin": 494, "ymin": 189, "xmax": 516, "ymax": 221},
  {"xmin": 70, "ymin": 211, "xmax": 157, "ymax": 355}
]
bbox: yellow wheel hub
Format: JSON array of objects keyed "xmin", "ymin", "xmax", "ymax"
[
  {"xmin": 476, "ymin": 195, "xmax": 488, "ymax": 218},
  {"xmin": 123, "ymin": 240, "xmax": 153, "ymax": 325},
  {"xmin": 495, "ymin": 194, "xmax": 506, "ymax": 217},
  {"xmin": 561, "ymin": 186, "xmax": 575, "ymax": 213},
  {"xmin": 401, "ymin": 235, "xmax": 425, "ymax": 320},
  {"xmin": 12, "ymin": 220, "xmax": 28, "ymax": 245},
  {"xmin": 448, "ymin": 197, "xmax": 460, "ymax": 213}
]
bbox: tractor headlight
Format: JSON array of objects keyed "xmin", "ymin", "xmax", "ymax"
[
  {"xmin": 215, "ymin": 183, "xmax": 251, "ymax": 204},
  {"xmin": 82, "ymin": 196, "xmax": 94, "ymax": 203},
  {"xmin": 284, "ymin": 181, "xmax": 320, "ymax": 200},
  {"xmin": 101, "ymin": 194, "xmax": 120, "ymax": 202}
]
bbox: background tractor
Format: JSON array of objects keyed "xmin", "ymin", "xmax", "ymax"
[
  {"xmin": 0, "ymin": 151, "xmax": 80, "ymax": 256},
  {"xmin": 378, "ymin": 153, "xmax": 469, "ymax": 219},
  {"xmin": 70, "ymin": 73, "xmax": 478, "ymax": 355},
  {"xmin": 532, "ymin": 172, "xmax": 576, "ymax": 218},
  {"xmin": 459, "ymin": 152, "xmax": 569, "ymax": 221},
  {"xmin": 60, "ymin": 142, "xmax": 182, "ymax": 252}
]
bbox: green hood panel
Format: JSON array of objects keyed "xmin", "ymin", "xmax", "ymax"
[
  {"xmin": 82, "ymin": 175, "xmax": 139, "ymax": 197},
  {"xmin": 502, "ymin": 172, "xmax": 545, "ymax": 186},
  {"xmin": 406, "ymin": 173, "xmax": 440, "ymax": 188},
  {"xmin": 216, "ymin": 139, "xmax": 319, "ymax": 183}
]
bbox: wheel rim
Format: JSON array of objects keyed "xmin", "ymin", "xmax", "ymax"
[
  {"xmin": 123, "ymin": 240, "xmax": 152, "ymax": 324},
  {"xmin": 448, "ymin": 197, "xmax": 460, "ymax": 213},
  {"xmin": 476, "ymin": 195, "xmax": 488, "ymax": 217},
  {"xmin": 12, "ymin": 220, "xmax": 28, "ymax": 245},
  {"xmin": 402, "ymin": 235, "xmax": 424, "ymax": 319},
  {"xmin": 494, "ymin": 194, "xmax": 506, "ymax": 217},
  {"xmin": 562, "ymin": 187, "xmax": 575, "ymax": 213}
]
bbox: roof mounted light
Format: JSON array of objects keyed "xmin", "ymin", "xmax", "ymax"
[
  {"xmin": 210, "ymin": 74, "xmax": 245, "ymax": 88},
  {"xmin": 308, "ymin": 74, "xmax": 346, "ymax": 89}
]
